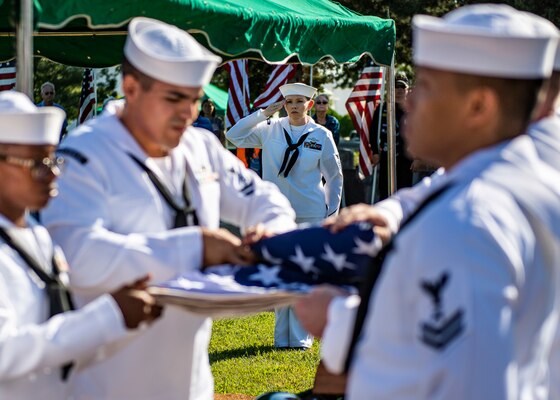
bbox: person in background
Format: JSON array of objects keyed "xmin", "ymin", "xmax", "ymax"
[
  {"xmin": 200, "ymin": 98, "xmax": 226, "ymax": 145},
  {"xmin": 227, "ymin": 82, "xmax": 343, "ymax": 350},
  {"xmin": 41, "ymin": 17, "xmax": 296, "ymax": 399},
  {"xmin": 0, "ymin": 91, "xmax": 161, "ymax": 399},
  {"xmin": 36, "ymin": 82, "xmax": 68, "ymax": 141},
  {"xmin": 370, "ymin": 73, "xmax": 413, "ymax": 200},
  {"xmin": 312, "ymin": 93, "xmax": 341, "ymax": 146}
]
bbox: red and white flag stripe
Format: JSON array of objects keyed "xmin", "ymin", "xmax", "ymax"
[
  {"xmin": 345, "ymin": 66, "xmax": 384, "ymax": 177},
  {"xmin": 253, "ymin": 64, "xmax": 297, "ymax": 108},
  {"xmin": 78, "ymin": 68, "xmax": 96, "ymax": 125},
  {"xmin": 224, "ymin": 60, "xmax": 251, "ymax": 128},
  {"xmin": 0, "ymin": 60, "xmax": 16, "ymax": 91}
]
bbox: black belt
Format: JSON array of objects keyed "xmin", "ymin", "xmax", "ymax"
[
  {"xmin": 128, "ymin": 154, "xmax": 199, "ymax": 228},
  {"xmin": 345, "ymin": 181, "xmax": 454, "ymax": 372},
  {"xmin": 0, "ymin": 227, "xmax": 75, "ymax": 380},
  {"xmin": 277, "ymin": 128, "xmax": 309, "ymax": 178}
]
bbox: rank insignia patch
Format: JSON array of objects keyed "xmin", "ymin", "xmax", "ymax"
[
  {"xmin": 304, "ymin": 139, "xmax": 322, "ymax": 151},
  {"xmin": 419, "ymin": 271, "xmax": 465, "ymax": 350}
]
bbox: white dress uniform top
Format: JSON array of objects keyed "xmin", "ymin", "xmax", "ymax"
[
  {"xmin": 226, "ymin": 109, "xmax": 343, "ymax": 221},
  {"xmin": 347, "ymin": 137, "xmax": 560, "ymax": 399},
  {"xmin": 42, "ymin": 109, "xmax": 296, "ymax": 400},
  {"xmin": 0, "ymin": 216, "xmax": 128, "ymax": 400},
  {"xmin": 323, "ymin": 108, "xmax": 560, "ymax": 391},
  {"xmin": 340, "ymin": 5, "xmax": 560, "ymax": 400}
]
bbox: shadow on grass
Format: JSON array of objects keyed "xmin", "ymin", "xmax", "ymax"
[{"xmin": 210, "ymin": 344, "xmax": 277, "ymax": 363}]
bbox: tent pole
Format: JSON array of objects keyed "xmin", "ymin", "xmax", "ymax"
[
  {"xmin": 309, "ymin": 65, "xmax": 313, "ymax": 87},
  {"xmin": 385, "ymin": 57, "xmax": 396, "ymax": 195},
  {"xmin": 15, "ymin": 0, "xmax": 33, "ymax": 97}
]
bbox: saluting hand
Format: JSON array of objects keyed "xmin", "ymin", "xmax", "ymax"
[{"xmin": 263, "ymin": 100, "xmax": 285, "ymax": 118}]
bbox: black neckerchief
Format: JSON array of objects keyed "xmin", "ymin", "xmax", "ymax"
[
  {"xmin": 277, "ymin": 128, "xmax": 310, "ymax": 178},
  {"xmin": 0, "ymin": 226, "xmax": 75, "ymax": 380},
  {"xmin": 345, "ymin": 182, "xmax": 454, "ymax": 372},
  {"xmin": 128, "ymin": 154, "xmax": 199, "ymax": 228}
]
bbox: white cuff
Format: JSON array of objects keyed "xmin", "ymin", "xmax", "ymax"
[{"xmin": 321, "ymin": 294, "xmax": 360, "ymax": 374}]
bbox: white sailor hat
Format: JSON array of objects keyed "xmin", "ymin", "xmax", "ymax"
[
  {"xmin": 0, "ymin": 91, "xmax": 64, "ymax": 145},
  {"xmin": 280, "ymin": 83, "xmax": 317, "ymax": 99},
  {"xmin": 413, "ymin": 4, "xmax": 559, "ymax": 79},
  {"xmin": 124, "ymin": 17, "xmax": 222, "ymax": 87}
]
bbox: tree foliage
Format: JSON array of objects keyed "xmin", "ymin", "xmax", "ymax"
[{"xmin": 334, "ymin": 0, "xmax": 560, "ymax": 87}]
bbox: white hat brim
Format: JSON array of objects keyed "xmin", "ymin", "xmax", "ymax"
[{"xmin": 0, "ymin": 107, "xmax": 64, "ymax": 145}]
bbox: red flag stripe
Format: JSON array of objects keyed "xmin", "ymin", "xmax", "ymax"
[
  {"xmin": 253, "ymin": 64, "xmax": 297, "ymax": 108},
  {"xmin": 345, "ymin": 65, "xmax": 384, "ymax": 177},
  {"xmin": 0, "ymin": 61, "xmax": 17, "ymax": 92},
  {"xmin": 78, "ymin": 68, "xmax": 96, "ymax": 125},
  {"xmin": 254, "ymin": 65, "xmax": 292, "ymax": 103},
  {"xmin": 225, "ymin": 60, "xmax": 250, "ymax": 128}
]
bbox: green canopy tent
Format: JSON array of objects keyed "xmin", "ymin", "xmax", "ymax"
[
  {"xmin": 0, "ymin": 0, "xmax": 395, "ymax": 67},
  {"xmin": 0, "ymin": 0, "xmax": 400, "ymax": 195}
]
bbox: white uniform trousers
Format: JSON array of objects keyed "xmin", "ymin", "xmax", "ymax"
[{"xmin": 274, "ymin": 216, "xmax": 322, "ymax": 349}]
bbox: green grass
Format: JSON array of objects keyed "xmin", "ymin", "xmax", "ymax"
[{"xmin": 210, "ymin": 311, "xmax": 320, "ymax": 396}]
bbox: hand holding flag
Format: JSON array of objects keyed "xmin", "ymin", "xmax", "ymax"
[{"xmin": 149, "ymin": 223, "xmax": 381, "ymax": 316}]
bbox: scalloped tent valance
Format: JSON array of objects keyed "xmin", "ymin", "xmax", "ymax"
[{"xmin": 0, "ymin": 0, "xmax": 395, "ymax": 67}]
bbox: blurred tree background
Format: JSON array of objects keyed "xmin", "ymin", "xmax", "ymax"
[{"xmin": 30, "ymin": 0, "xmax": 559, "ymax": 127}]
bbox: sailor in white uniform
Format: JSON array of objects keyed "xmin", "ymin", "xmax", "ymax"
[
  {"xmin": 0, "ymin": 91, "xmax": 161, "ymax": 400},
  {"xmin": 227, "ymin": 82, "xmax": 343, "ymax": 349},
  {"xmin": 42, "ymin": 18, "xmax": 296, "ymax": 400},
  {"xmin": 314, "ymin": 27, "xmax": 560, "ymax": 396},
  {"xmin": 295, "ymin": 5, "xmax": 560, "ymax": 399}
]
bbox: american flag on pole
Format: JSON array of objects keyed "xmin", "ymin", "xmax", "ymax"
[
  {"xmin": 77, "ymin": 68, "xmax": 96, "ymax": 125},
  {"xmin": 0, "ymin": 60, "xmax": 16, "ymax": 91},
  {"xmin": 345, "ymin": 65, "xmax": 384, "ymax": 177},
  {"xmin": 253, "ymin": 64, "xmax": 297, "ymax": 108},
  {"xmin": 224, "ymin": 60, "xmax": 251, "ymax": 129}
]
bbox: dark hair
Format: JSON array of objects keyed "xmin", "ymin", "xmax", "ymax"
[
  {"xmin": 201, "ymin": 98, "xmax": 216, "ymax": 117},
  {"xmin": 453, "ymin": 73, "xmax": 544, "ymax": 139},
  {"xmin": 121, "ymin": 57, "xmax": 155, "ymax": 90}
]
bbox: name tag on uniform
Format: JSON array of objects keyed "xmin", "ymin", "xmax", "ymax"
[
  {"xmin": 304, "ymin": 139, "xmax": 322, "ymax": 151},
  {"xmin": 193, "ymin": 166, "xmax": 219, "ymax": 183}
]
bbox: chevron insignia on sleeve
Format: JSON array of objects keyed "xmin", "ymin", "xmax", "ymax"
[
  {"xmin": 420, "ymin": 309, "xmax": 464, "ymax": 350},
  {"xmin": 419, "ymin": 271, "xmax": 465, "ymax": 350}
]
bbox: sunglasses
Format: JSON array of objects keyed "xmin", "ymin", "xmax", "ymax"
[
  {"xmin": 315, "ymin": 101, "xmax": 329, "ymax": 105},
  {"xmin": 43, "ymin": 91, "xmax": 54, "ymax": 95}
]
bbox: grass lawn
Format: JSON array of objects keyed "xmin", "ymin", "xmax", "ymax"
[{"xmin": 210, "ymin": 311, "xmax": 320, "ymax": 396}]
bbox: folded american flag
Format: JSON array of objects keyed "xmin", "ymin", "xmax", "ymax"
[
  {"xmin": 238, "ymin": 222, "xmax": 380, "ymax": 288},
  {"xmin": 150, "ymin": 223, "xmax": 380, "ymax": 316}
]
